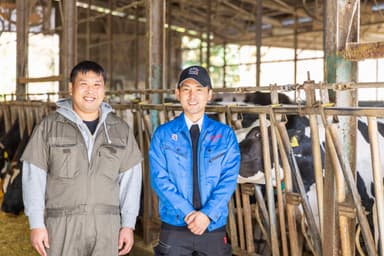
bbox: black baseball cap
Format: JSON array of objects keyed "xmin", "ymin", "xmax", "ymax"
[{"xmin": 177, "ymin": 65, "xmax": 212, "ymax": 89}]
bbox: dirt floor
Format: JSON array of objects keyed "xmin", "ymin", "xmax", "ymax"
[
  {"xmin": 0, "ymin": 191, "xmax": 38, "ymax": 256},
  {"xmin": 0, "ymin": 191, "xmax": 153, "ymax": 256}
]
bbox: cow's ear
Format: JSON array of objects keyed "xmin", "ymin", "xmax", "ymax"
[{"xmin": 69, "ymin": 82, "xmax": 73, "ymax": 96}]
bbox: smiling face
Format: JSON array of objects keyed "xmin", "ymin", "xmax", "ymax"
[
  {"xmin": 176, "ymin": 78, "xmax": 212, "ymax": 122},
  {"xmin": 70, "ymin": 71, "xmax": 105, "ymax": 121}
]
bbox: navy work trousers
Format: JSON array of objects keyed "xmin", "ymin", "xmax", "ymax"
[{"xmin": 154, "ymin": 224, "xmax": 232, "ymax": 256}]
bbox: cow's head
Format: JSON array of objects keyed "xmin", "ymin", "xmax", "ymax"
[
  {"xmin": 239, "ymin": 126, "xmax": 269, "ymax": 178},
  {"xmin": 1, "ymin": 161, "xmax": 23, "ymax": 215},
  {"xmin": 0, "ymin": 145, "xmax": 9, "ymax": 179}
]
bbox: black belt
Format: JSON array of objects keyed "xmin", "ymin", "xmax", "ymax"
[{"xmin": 161, "ymin": 222, "xmax": 226, "ymax": 233}]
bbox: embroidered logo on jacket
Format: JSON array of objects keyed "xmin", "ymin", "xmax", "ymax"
[
  {"xmin": 209, "ymin": 134, "xmax": 222, "ymax": 142},
  {"xmin": 172, "ymin": 134, "xmax": 178, "ymax": 141}
]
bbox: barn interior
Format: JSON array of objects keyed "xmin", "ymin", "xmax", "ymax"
[
  {"xmin": 2, "ymin": 0, "xmax": 384, "ymax": 97},
  {"xmin": 1, "ymin": 0, "xmax": 384, "ymax": 255}
]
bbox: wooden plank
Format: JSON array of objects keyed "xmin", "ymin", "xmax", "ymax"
[
  {"xmin": 18, "ymin": 75, "xmax": 63, "ymax": 84},
  {"xmin": 342, "ymin": 41, "xmax": 384, "ymax": 61}
]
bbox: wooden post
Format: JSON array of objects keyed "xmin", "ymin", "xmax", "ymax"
[
  {"xmin": 255, "ymin": 0, "xmax": 262, "ymax": 87},
  {"xmin": 134, "ymin": 8, "xmax": 139, "ymax": 90},
  {"xmin": 85, "ymin": 0, "xmax": 91, "ymax": 60},
  {"xmin": 274, "ymin": 120, "xmax": 300, "ymax": 256},
  {"xmin": 269, "ymin": 108, "xmax": 289, "ymax": 256},
  {"xmin": 259, "ymin": 113, "xmax": 280, "ymax": 256},
  {"xmin": 324, "ymin": 1, "xmax": 360, "ymax": 254},
  {"xmin": 16, "ymin": 0, "xmax": 30, "ymax": 99},
  {"xmin": 206, "ymin": 1, "xmax": 211, "ymax": 70},
  {"xmin": 145, "ymin": 0, "xmax": 165, "ymax": 243},
  {"xmin": 303, "ymin": 81, "xmax": 324, "ymax": 236},
  {"xmin": 60, "ymin": 0, "xmax": 77, "ymax": 91},
  {"xmin": 107, "ymin": 0, "xmax": 113, "ymax": 89}
]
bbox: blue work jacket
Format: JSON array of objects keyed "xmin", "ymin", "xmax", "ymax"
[{"xmin": 149, "ymin": 113, "xmax": 240, "ymax": 231}]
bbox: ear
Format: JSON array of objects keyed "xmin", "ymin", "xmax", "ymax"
[
  {"xmin": 175, "ymin": 88, "xmax": 180, "ymax": 101},
  {"xmin": 207, "ymin": 89, "xmax": 213, "ymax": 101},
  {"xmin": 68, "ymin": 82, "xmax": 73, "ymax": 96}
]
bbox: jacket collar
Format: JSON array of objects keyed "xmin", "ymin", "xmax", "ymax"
[{"xmin": 174, "ymin": 113, "xmax": 215, "ymax": 134}]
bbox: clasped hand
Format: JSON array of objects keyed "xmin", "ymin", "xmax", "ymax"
[{"xmin": 184, "ymin": 211, "xmax": 210, "ymax": 235}]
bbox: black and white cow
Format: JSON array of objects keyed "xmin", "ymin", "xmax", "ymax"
[
  {"xmin": 212, "ymin": 91, "xmax": 293, "ymax": 128},
  {"xmin": 1, "ymin": 127, "xmax": 30, "ymax": 215},
  {"xmin": 0, "ymin": 119, "xmax": 28, "ymax": 215},
  {"xmin": 237, "ymin": 115, "xmax": 322, "ymax": 191},
  {"xmin": 0, "ymin": 119, "xmax": 21, "ymax": 180},
  {"xmin": 0, "ymin": 115, "xmax": 5, "ymax": 138},
  {"xmin": 213, "ymin": 91, "xmax": 291, "ymax": 106},
  {"xmin": 355, "ymin": 119, "xmax": 384, "ymax": 234},
  {"xmin": 236, "ymin": 114, "xmax": 384, "ymax": 253}
]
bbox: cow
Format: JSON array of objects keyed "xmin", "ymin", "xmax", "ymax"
[
  {"xmin": 244, "ymin": 91, "xmax": 292, "ymax": 106},
  {"xmin": 213, "ymin": 91, "xmax": 292, "ymax": 106},
  {"xmin": 237, "ymin": 115, "xmax": 322, "ymax": 192},
  {"xmin": 242, "ymin": 91, "xmax": 292, "ymax": 128},
  {"xmin": 0, "ymin": 115, "xmax": 5, "ymax": 138},
  {"xmin": 236, "ymin": 114, "xmax": 384, "ymax": 254},
  {"xmin": 212, "ymin": 91, "xmax": 293, "ymax": 128},
  {"xmin": 1, "ymin": 161, "xmax": 23, "ymax": 215},
  {"xmin": 1, "ymin": 126, "xmax": 31, "ymax": 215},
  {"xmin": 0, "ymin": 119, "xmax": 29, "ymax": 215},
  {"xmin": 0, "ymin": 119, "xmax": 21, "ymax": 180}
]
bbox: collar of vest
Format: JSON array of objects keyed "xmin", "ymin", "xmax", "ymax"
[{"xmin": 55, "ymin": 112, "xmax": 120, "ymax": 126}]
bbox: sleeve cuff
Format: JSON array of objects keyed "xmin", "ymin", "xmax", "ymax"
[
  {"xmin": 121, "ymin": 212, "xmax": 138, "ymax": 229},
  {"xmin": 200, "ymin": 208, "xmax": 220, "ymax": 223},
  {"xmin": 27, "ymin": 211, "xmax": 45, "ymax": 229}
]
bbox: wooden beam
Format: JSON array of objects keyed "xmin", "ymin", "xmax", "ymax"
[
  {"xmin": 342, "ymin": 41, "xmax": 384, "ymax": 61},
  {"xmin": 76, "ymin": 0, "xmax": 144, "ymax": 24},
  {"xmin": 18, "ymin": 75, "xmax": 63, "ymax": 84},
  {"xmin": 232, "ymin": 0, "xmax": 310, "ymax": 22},
  {"xmin": 220, "ymin": 0, "xmax": 282, "ymax": 27}
]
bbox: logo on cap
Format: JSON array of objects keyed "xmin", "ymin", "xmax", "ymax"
[
  {"xmin": 177, "ymin": 65, "xmax": 212, "ymax": 89},
  {"xmin": 188, "ymin": 67, "xmax": 199, "ymax": 76}
]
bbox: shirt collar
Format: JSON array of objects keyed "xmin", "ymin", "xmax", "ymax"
[{"xmin": 184, "ymin": 115, "xmax": 204, "ymax": 131}]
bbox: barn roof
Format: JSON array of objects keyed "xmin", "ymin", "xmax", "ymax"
[{"xmin": 74, "ymin": 0, "xmax": 384, "ymax": 50}]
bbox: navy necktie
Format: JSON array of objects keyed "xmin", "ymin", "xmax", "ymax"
[{"xmin": 190, "ymin": 124, "xmax": 202, "ymax": 210}]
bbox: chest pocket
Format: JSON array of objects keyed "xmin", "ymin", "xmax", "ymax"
[
  {"xmin": 163, "ymin": 143, "xmax": 188, "ymax": 177},
  {"xmin": 98, "ymin": 143, "xmax": 125, "ymax": 181},
  {"xmin": 163, "ymin": 143, "xmax": 187, "ymax": 158},
  {"xmin": 204, "ymin": 144, "xmax": 227, "ymax": 177},
  {"xmin": 49, "ymin": 143, "xmax": 80, "ymax": 179}
]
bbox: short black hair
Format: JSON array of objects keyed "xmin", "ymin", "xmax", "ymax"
[{"xmin": 70, "ymin": 60, "xmax": 107, "ymax": 84}]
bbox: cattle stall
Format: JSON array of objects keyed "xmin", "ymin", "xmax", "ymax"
[{"xmin": 1, "ymin": 82, "xmax": 384, "ymax": 255}]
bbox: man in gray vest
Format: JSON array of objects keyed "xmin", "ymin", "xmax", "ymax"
[{"xmin": 22, "ymin": 60, "xmax": 142, "ymax": 256}]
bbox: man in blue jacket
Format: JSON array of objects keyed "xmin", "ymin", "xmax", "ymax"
[{"xmin": 149, "ymin": 65, "xmax": 240, "ymax": 255}]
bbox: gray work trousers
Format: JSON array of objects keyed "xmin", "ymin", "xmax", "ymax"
[{"xmin": 45, "ymin": 205, "xmax": 120, "ymax": 256}]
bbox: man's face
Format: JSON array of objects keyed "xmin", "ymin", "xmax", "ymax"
[
  {"xmin": 70, "ymin": 71, "xmax": 105, "ymax": 121},
  {"xmin": 176, "ymin": 79, "xmax": 212, "ymax": 122}
]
